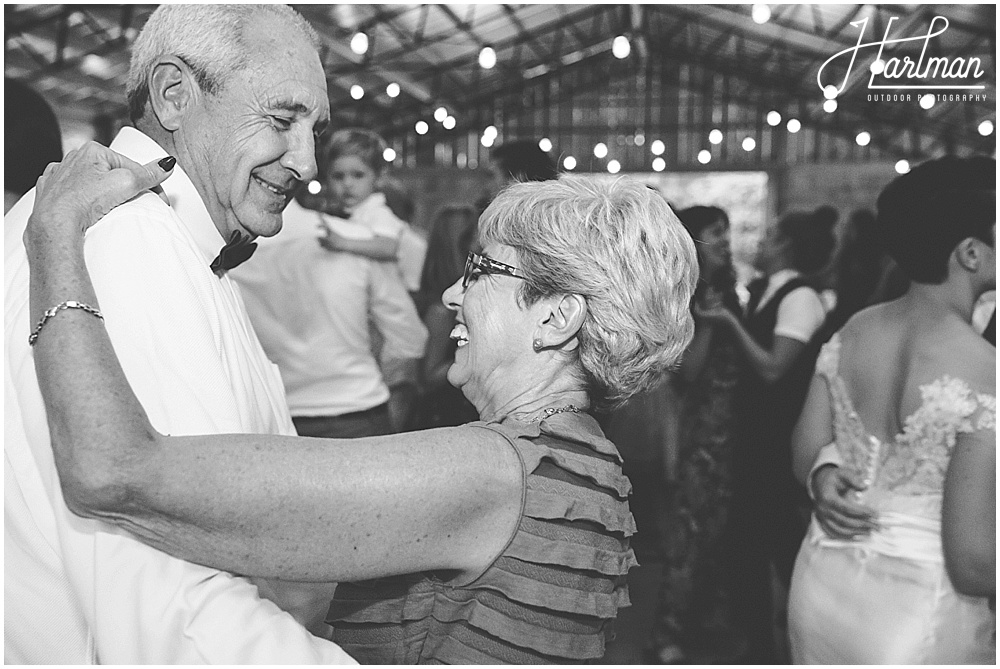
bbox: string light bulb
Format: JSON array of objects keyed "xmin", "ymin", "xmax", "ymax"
[
  {"xmin": 383, "ymin": 148, "xmax": 396, "ymax": 162},
  {"xmin": 386, "ymin": 82, "xmax": 400, "ymax": 98},
  {"xmin": 594, "ymin": 142, "xmax": 608, "ymax": 159},
  {"xmin": 563, "ymin": 156, "xmax": 577, "ymax": 170},
  {"xmin": 742, "ymin": 137, "xmax": 756, "ymax": 151},
  {"xmin": 538, "ymin": 138, "xmax": 553, "ymax": 152},
  {"xmin": 415, "ymin": 120, "xmax": 429, "ymax": 135},
  {"xmin": 479, "ymin": 45, "xmax": 497, "ymax": 69},
  {"xmin": 651, "ymin": 139, "xmax": 666, "ymax": 155},
  {"xmin": 350, "ymin": 32, "xmax": 369, "ymax": 55},
  {"xmin": 766, "ymin": 111, "xmax": 782, "ymax": 126},
  {"xmin": 307, "ymin": 180, "xmax": 322, "ymax": 195},
  {"xmin": 979, "ymin": 120, "xmax": 995, "ymax": 136},
  {"xmin": 709, "ymin": 129, "xmax": 723, "ymax": 144},
  {"xmin": 652, "ymin": 157, "xmax": 666, "ymax": 172},
  {"xmin": 697, "ymin": 150, "xmax": 712, "ymax": 164},
  {"xmin": 919, "ymin": 94, "xmax": 935, "ymax": 110},
  {"xmin": 607, "ymin": 160, "xmax": 621, "ymax": 174},
  {"xmin": 823, "ymin": 99, "xmax": 838, "ymax": 113},
  {"xmin": 787, "ymin": 118, "xmax": 801, "ymax": 133},
  {"xmin": 895, "ymin": 159, "xmax": 910, "ymax": 174},
  {"xmin": 350, "ymin": 85, "xmax": 364, "ymax": 100},
  {"xmin": 612, "ymin": 35, "xmax": 631, "ymax": 59},
  {"xmin": 856, "ymin": 131, "xmax": 871, "ymax": 147},
  {"xmin": 752, "ymin": 4, "xmax": 771, "ymax": 24}
]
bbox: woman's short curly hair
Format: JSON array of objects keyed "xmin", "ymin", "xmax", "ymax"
[{"xmin": 478, "ymin": 176, "xmax": 698, "ymax": 410}]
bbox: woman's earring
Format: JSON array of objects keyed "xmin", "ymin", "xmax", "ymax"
[{"xmin": 532, "ymin": 338, "xmax": 543, "ymax": 352}]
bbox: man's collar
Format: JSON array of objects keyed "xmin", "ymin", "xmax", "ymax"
[{"xmin": 109, "ymin": 127, "xmax": 225, "ymax": 266}]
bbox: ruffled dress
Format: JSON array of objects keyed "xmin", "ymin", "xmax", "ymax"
[
  {"xmin": 788, "ymin": 333, "xmax": 996, "ymax": 664},
  {"xmin": 326, "ymin": 413, "xmax": 637, "ymax": 663}
]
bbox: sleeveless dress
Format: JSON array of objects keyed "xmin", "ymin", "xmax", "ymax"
[
  {"xmin": 788, "ymin": 333, "xmax": 996, "ymax": 664},
  {"xmin": 326, "ymin": 413, "xmax": 637, "ymax": 663}
]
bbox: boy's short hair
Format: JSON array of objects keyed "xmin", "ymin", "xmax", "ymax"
[{"xmin": 324, "ymin": 128, "xmax": 388, "ymax": 176}]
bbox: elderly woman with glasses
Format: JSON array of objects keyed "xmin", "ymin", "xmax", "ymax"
[{"xmin": 23, "ymin": 144, "xmax": 697, "ymax": 664}]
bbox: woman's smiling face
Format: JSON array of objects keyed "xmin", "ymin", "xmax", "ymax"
[{"xmin": 441, "ymin": 244, "xmax": 535, "ymax": 410}]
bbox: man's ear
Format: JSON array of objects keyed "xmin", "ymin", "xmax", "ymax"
[
  {"xmin": 535, "ymin": 293, "xmax": 588, "ymax": 351},
  {"xmin": 954, "ymin": 237, "xmax": 982, "ymax": 273},
  {"xmin": 147, "ymin": 56, "xmax": 200, "ymax": 132}
]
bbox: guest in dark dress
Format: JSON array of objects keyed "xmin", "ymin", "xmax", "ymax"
[
  {"xmin": 649, "ymin": 206, "xmax": 744, "ymax": 663},
  {"xmin": 696, "ymin": 206, "xmax": 838, "ymax": 662},
  {"xmin": 411, "ymin": 203, "xmax": 481, "ymax": 429}
]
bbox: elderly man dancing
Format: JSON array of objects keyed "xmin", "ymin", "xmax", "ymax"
[{"xmin": 4, "ymin": 5, "xmax": 353, "ymax": 663}]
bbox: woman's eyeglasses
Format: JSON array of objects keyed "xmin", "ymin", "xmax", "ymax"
[{"xmin": 463, "ymin": 252, "xmax": 527, "ymax": 289}]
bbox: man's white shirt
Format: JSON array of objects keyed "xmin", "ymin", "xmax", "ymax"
[{"xmin": 4, "ymin": 127, "xmax": 354, "ymax": 664}]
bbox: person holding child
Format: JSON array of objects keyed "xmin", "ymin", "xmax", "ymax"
[
  {"xmin": 318, "ymin": 128, "xmax": 426, "ymax": 293},
  {"xmin": 231, "ymin": 130, "xmax": 428, "ymax": 440}
]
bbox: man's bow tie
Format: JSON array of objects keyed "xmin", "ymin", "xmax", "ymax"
[{"xmin": 210, "ymin": 231, "xmax": 258, "ymax": 275}]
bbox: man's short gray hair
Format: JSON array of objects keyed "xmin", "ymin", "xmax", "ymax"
[
  {"xmin": 126, "ymin": 5, "xmax": 320, "ymax": 122},
  {"xmin": 479, "ymin": 176, "xmax": 698, "ymax": 409}
]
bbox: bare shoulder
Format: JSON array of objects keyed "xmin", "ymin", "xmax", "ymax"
[
  {"xmin": 388, "ymin": 424, "xmax": 523, "ymax": 500},
  {"xmin": 938, "ymin": 323, "xmax": 996, "ymax": 396}
]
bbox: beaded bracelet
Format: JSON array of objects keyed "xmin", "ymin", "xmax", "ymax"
[{"xmin": 28, "ymin": 300, "xmax": 104, "ymax": 347}]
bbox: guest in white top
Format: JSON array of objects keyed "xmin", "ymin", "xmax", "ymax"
[
  {"xmin": 232, "ymin": 199, "xmax": 428, "ymax": 438},
  {"xmin": 4, "ymin": 5, "xmax": 353, "ymax": 664}
]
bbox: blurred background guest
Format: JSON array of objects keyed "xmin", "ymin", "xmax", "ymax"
[
  {"xmin": 696, "ymin": 205, "xmax": 838, "ymax": 662},
  {"xmin": 649, "ymin": 205, "xmax": 744, "ymax": 664},
  {"xmin": 410, "ymin": 203, "xmax": 481, "ymax": 430},
  {"xmin": 819, "ymin": 207, "xmax": 909, "ymax": 341},
  {"xmin": 318, "ymin": 128, "xmax": 425, "ymax": 294},
  {"xmin": 381, "ymin": 175, "xmax": 428, "ymax": 299},
  {"xmin": 232, "ymin": 135, "xmax": 428, "ymax": 438},
  {"xmin": 476, "ymin": 138, "xmax": 558, "ymax": 213},
  {"xmin": 5, "ymin": 77, "xmax": 63, "ymax": 214}
]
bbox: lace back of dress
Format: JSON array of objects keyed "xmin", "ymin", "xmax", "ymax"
[{"xmin": 817, "ymin": 333, "xmax": 996, "ymax": 497}]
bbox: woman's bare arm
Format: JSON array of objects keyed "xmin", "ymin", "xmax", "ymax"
[
  {"xmin": 790, "ymin": 375, "xmax": 834, "ymax": 484},
  {"xmin": 942, "ymin": 423, "xmax": 996, "ymax": 597},
  {"xmin": 27, "ymin": 143, "xmax": 522, "ymax": 585},
  {"xmin": 695, "ymin": 304, "xmax": 806, "ymax": 383}
]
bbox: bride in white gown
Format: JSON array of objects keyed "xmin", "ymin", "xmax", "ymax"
[{"xmin": 787, "ymin": 156, "xmax": 996, "ymax": 664}]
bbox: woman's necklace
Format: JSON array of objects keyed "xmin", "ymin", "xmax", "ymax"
[{"xmin": 530, "ymin": 404, "xmax": 582, "ymax": 422}]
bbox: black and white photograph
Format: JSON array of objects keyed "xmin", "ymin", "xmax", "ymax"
[{"xmin": 4, "ymin": 3, "xmax": 995, "ymax": 664}]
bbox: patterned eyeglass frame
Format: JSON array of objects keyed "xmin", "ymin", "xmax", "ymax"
[{"xmin": 462, "ymin": 251, "xmax": 528, "ymax": 289}]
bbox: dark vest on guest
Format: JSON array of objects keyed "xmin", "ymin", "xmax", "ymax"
[
  {"xmin": 739, "ymin": 276, "xmax": 825, "ymax": 448},
  {"xmin": 732, "ymin": 276, "xmax": 823, "ymax": 585}
]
